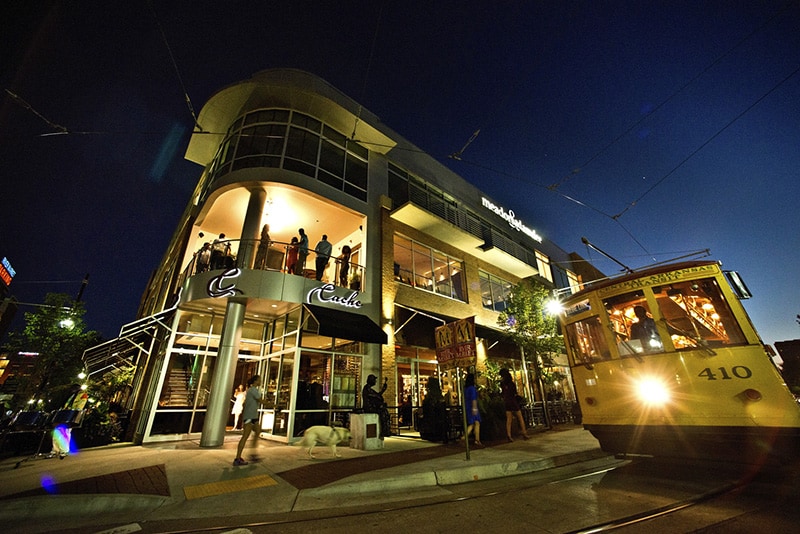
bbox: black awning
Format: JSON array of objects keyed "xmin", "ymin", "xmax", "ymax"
[{"xmin": 306, "ymin": 304, "xmax": 388, "ymax": 345}]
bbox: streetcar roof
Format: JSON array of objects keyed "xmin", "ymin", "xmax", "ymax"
[{"xmin": 566, "ymin": 259, "xmax": 721, "ymax": 300}]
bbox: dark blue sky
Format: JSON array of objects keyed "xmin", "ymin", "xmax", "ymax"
[{"xmin": 1, "ymin": 2, "xmax": 798, "ymax": 346}]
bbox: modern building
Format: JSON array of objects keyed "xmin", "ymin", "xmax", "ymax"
[{"xmin": 84, "ymin": 69, "xmax": 601, "ymax": 446}]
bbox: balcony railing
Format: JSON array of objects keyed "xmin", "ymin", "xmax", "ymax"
[{"xmin": 178, "ymin": 238, "xmax": 365, "ymax": 291}]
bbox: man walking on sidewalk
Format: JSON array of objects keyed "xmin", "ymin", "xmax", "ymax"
[{"xmin": 234, "ymin": 375, "xmax": 268, "ymax": 466}]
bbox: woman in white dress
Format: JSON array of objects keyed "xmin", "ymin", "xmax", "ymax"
[{"xmin": 231, "ymin": 385, "xmax": 245, "ymax": 430}]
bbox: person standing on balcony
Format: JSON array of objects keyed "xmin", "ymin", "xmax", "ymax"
[
  {"xmin": 196, "ymin": 242, "xmax": 211, "ymax": 274},
  {"xmin": 314, "ymin": 234, "xmax": 332, "ymax": 281},
  {"xmin": 254, "ymin": 224, "xmax": 270, "ymax": 270},
  {"xmin": 296, "ymin": 228, "xmax": 309, "ymax": 276},
  {"xmin": 338, "ymin": 245, "xmax": 351, "ymax": 286},
  {"xmin": 286, "ymin": 236, "xmax": 299, "ymax": 274},
  {"xmin": 210, "ymin": 233, "xmax": 227, "ymax": 270}
]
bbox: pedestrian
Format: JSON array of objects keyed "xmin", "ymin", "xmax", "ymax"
[
  {"xmin": 253, "ymin": 224, "xmax": 270, "ymax": 270},
  {"xmin": 234, "ymin": 375, "xmax": 268, "ymax": 466},
  {"xmin": 196, "ymin": 242, "xmax": 211, "ymax": 274},
  {"xmin": 314, "ymin": 234, "xmax": 332, "ymax": 281},
  {"xmin": 296, "ymin": 228, "xmax": 309, "ymax": 276},
  {"xmin": 286, "ymin": 236, "xmax": 299, "ymax": 274},
  {"xmin": 231, "ymin": 384, "xmax": 245, "ymax": 430},
  {"xmin": 464, "ymin": 372, "xmax": 483, "ymax": 447},
  {"xmin": 338, "ymin": 245, "xmax": 351, "ymax": 286},
  {"xmin": 210, "ymin": 233, "xmax": 228, "ymax": 269},
  {"xmin": 499, "ymin": 368, "xmax": 528, "ymax": 442}
]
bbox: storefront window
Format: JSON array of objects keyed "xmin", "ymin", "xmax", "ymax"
[
  {"xmin": 393, "ymin": 234, "xmax": 466, "ymax": 302},
  {"xmin": 480, "ymin": 271, "xmax": 512, "ymax": 312}
]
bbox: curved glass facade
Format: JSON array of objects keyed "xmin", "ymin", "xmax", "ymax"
[{"xmin": 207, "ymin": 109, "xmax": 369, "ymax": 201}]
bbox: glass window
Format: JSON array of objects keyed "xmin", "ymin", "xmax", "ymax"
[
  {"xmin": 651, "ymin": 277, "xmax": 747, "ymax": 349},
  {"xmin": 412, "ymin": 241, "xmax": 434, "ymax": 290},
  {"xmin": 212, "ymin": 108, "xmax": 370, "ymax": 203},
  {"xmin": 345, "ymin": 152, "xmax": 368, "ymax": 190},
  {"xmin": 393, "ymin": 234, "xmax": 465, "ymax": 301},
  {"xmin": 564, "ymin": 315, "xmax": 611, "ymax": 366},
  {"xmin": 291, "ymin": 112, "xmax": 322, "ymax": 132},
  {"xmin": 331, "ymin": 354, "xmax": 361, "ymax": 409},
  {"xmin": 536, "ymin": 251, "xmax": 553, "ymax": 282},
  {"xmin": 480, "ymin": 271, "xmax": 513, "ymax": 312},
  {"xmin": 286, "ymin": 127, "xmax": 319, "ymax": 165},
  {"xmin": 319, "ymin": 139, "xmax": 345, "ymax": 177},
  {"xmin": 393, "ymin": 235, "xmax": 414, "ymax": 284},
  {"xmin": 604, "ymin": 292, "xmax": 665, "ymax": 356}
]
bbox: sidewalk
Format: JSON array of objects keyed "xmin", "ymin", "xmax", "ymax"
[{"xmin": 0, "ymin": 424, "xmax": 605, "ymax": 532}]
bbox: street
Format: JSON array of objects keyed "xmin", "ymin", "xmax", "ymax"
[{"xmin": 75, "ymin": 455, "xmax": 800, "ymax": 534}]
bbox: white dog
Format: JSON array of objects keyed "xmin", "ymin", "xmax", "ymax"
[{"xmin": 300, "ymin": 425, "xmax": 351, "ymax": 458}]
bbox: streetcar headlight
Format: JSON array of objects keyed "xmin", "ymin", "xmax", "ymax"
[{"xmin": 636, "ymin": 377, "xmax": 670, "ymax": 406}]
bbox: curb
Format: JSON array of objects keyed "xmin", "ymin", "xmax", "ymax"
[
  {"xmin": 297, "ymin": 448, "xmax": 607, "ymax": 497},
  {"xmin": 0, "ymin": 494, "xmax": 167, "ymax": 521}
]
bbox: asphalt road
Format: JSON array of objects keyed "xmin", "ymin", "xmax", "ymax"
[{"xmin": 66, "ymin": 454, "xmax": 800, "ymax": 534}]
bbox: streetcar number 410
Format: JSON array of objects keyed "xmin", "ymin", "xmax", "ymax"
[{"xmin": 698, "ymin": 366, "xmax": 752, "ymax": 380}]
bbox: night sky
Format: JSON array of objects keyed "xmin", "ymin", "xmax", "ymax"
[{"xmin": 1, "ymin": 2, "xmax": 798, "ymax": 347}]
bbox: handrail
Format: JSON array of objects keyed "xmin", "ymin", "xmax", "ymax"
[{"xmin": 179, "ymin": 238, "xmax": 366, "ymax": 290}]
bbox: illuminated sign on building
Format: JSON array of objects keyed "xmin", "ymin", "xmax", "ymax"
[
  {"xmin": 481, "ymin": 198, "xmax": 543, "ymax": 243},
  {"xmin": 0, "ymin": 257, "xmax": 15, "ymax": 287},
  {"xmin": 207, "ymin": 268, "xmax": 243, "ymax": 298},
  {"xmin": 307, "ymin": 283, "xmax": 362, "ymax": 309}
]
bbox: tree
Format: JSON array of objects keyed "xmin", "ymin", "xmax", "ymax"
[
  {"xmin": 497, "ymin": 279, "xmax": 564, "ymax": 403},
  {"xmin": 1, "ymin": 293, "xmax": 101, "ymax": 411}
]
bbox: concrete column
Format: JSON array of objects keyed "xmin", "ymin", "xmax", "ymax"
[
  {"xmin": 200, "ymin": 298, "xmax": 246, "ymax": 447},
  {"xmin": 238, "ymin": 187, "xmax": 267, "ymax": 269}
]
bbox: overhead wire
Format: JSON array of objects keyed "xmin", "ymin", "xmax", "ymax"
[
  {"xmin": 351, "ymin": 2, "xmax": 385, "ymax": 140},
  {"xmin": 613, "ymin": 62, "xmax": 800, "ymax": 220},
  {"xmin": 148, "ymin": 0, "xmax": 202, "ymax": 132},
  {"xmin": 548, "ymin": 0, "xmax": 796, "ymax": 192},
  {"xmin": 4, "ymin": 89, "xmax": 68, "ymax": 135}
]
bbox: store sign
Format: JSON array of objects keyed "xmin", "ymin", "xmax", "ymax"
[
  {"xmin": 0, "ymin": 257, "xmax": 15, "ymax": 287},
  {"xmin": 435, "ymin": 317, "xmax": 477, "ymax": 371},
  {"xmin": 207, "ymin": 268, "xmax": 243, "ymax": 298},
  {"xmin": 307, "ymin": 283, "xmax": 362, "ymax": 309},
  {"xmin": 481, "ymin": 198, "xmax": 542, "ymax": 243}
]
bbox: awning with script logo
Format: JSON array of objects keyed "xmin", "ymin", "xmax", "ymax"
[{"xmin": 305, "ymin": 304, "xmax": 388, "ymax": 345}]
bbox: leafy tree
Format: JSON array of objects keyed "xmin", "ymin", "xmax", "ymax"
[
  {"xmin": 1, "ymin": 293, "xmax": 101, "ymax": 411},
  {"xmin": 497, "ymin": 279, "xmax": 564, "ymax": 401}
]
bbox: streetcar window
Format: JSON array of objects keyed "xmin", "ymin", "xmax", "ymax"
[
  {"xmin": 604, "ymin": 293, "xmax": 665, "ymax": 356},
  {"xmin": 652, "ymin": 278, "xmax": 746, "ymax": 349},
  {"xmin": 564, "ymin": 315, "xmax": 610, "ymax": 366}
]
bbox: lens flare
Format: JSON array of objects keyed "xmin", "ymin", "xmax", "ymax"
[{"xmin": 636, "ymin": 377, "xmax": 670, "ymax": 406}]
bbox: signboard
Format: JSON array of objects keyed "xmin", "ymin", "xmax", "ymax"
[
  {"xmin": 0, "ymin": 257, "xmax": 15, "ymax": 287},
  {"xmin": 435, "ymin": 317, "xmax": 477, "ymax": 371}
]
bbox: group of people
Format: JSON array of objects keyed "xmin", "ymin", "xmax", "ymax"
[
  {"xmin": 416, "ymin": 368, "xmax": 529, "ymax": 446},
  {"xmin": 194, "ymin": 226, "xmax": 353, "ymax": 286},
  {"xmin": 285, "ymin": 228, "xmax": 352, "ymax": 285},
  {"xmin": 194, "ymin": 233, "xmax": 233, "ymax": 274},
  {"xmin": 229, "ymin": 368, "xmax": 531, "ymax": 466}
]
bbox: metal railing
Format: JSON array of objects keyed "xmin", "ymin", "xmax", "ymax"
[{"xmin": 179, "ymin": 238, "xmax": 365, "ymax": 290}]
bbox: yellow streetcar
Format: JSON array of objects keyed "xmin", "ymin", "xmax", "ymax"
[{"xmin": 558, "ymin": 259, "xmax": 800, "ymax": 462}]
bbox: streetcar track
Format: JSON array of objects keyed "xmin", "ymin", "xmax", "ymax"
[{"xmin": 565, "ymin": 479, "xmax": 744, "ymax": 533}]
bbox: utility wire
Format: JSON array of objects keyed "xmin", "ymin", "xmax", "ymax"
[
  {"xmin": 148, "ymin": 1, "xmax": 202, "ymax": 132},
  {"xmin": 613, "ymin": 63, "xmax": 800, "ymax": 220},
  {"xmin": 4, "ymin": 89, "xmax": 68, "ymax": 135},
  {"xmin": 351, "ymin": 2, "xmax": 385, "ymax": 140},
  {"xmin": 548, "ymin": 0, "xmax": 796, "ymax": 192}
]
